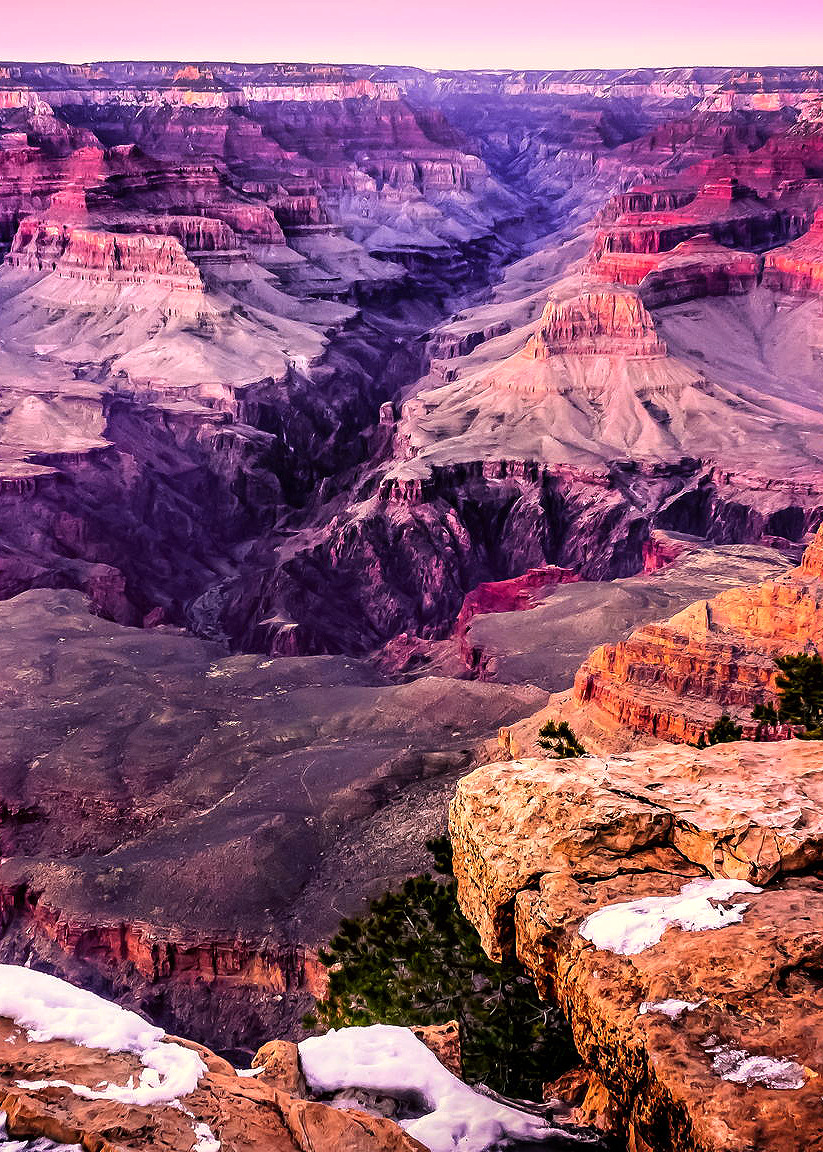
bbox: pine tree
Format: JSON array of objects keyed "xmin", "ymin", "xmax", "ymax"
[
  {"xmin": 705, "ymin": 714, "xmax": 743, "ymax": 745},
  {"xmin": 774, "ymin": 653, "xmax": 823, "ymax": 737},
  {"xmin": 306, "ymin": 840, "xmax": 575, "ymax": 1098},
  {"xmin": 751, "ymin": 701, "xmax": 779, "ymax": 740},
  {"xmin": 536, "ymin": 720, "xmax": 586, "ymax": 758}
]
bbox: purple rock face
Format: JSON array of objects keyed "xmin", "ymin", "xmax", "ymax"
[{"xmin": 1, "ymin": 61, "xmax": 823, "ymax": 1047}]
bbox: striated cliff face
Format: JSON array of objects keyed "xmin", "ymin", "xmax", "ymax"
[
  {"xmin": 636, "ymin": 236, "xmax": 761, "ymax": 307},
  {"xmin": 9, "ymin": 220, "xmax": 203, "ymax": 285},
  {"xmin": 526, "ymin": 290, "xmax": 666, "ymax": 358},
  {"xmin": 450, "ymin": 741, "xmax": 823, "ymax": 1152},
  {"xmin": 120, "ymin": 213, "xmax": 239, "ymax": 251},
  {"xmin": 564, "ymin": 523, "xmax": 823, "ymax": 746},
  {"xmin": 591, "ymin": 232, "xmax": 762, "ymax": 306},
  {"xmin": 592, "ymin": 178, "xmax": 790, "ymax": 261},
  {"xmin": 0, "ymin": 882, "xmax": 328, "ymax": 1046},
  {"xmin": 763, "ymin": 206, "xmax": 823, "ymax": 295}
]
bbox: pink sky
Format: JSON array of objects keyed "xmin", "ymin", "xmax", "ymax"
[{"xmin": 4, "ymin": 0, "xmax": 823, "ymax": 71}]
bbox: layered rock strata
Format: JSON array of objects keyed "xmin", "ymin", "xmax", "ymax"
[
  {"xmin": 763, "ymin": 206, "xmax": 823, "ymax": 295},
  {"xmin": 526, "ymin": 290, "xmax": 666, "ymax": 358},
  {"xmin": 9, "ymin": 221, "xmax": 203, "ymax": 287},
  {"xmin": 566, "ymin": 523, "xmax": 823, "ymax": 746},
  {"xmin": 591, "ymin": 234, "xmax": 762, "ymax": 306}
]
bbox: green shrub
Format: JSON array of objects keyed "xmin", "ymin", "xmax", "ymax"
[
  {"xmin": 536, "ymin": 720, "xmax": 586, "ymax": 758},
  {"xmin": 307, "ymin": 839, "xmax": 576, "ymax": 1098},
  {"xmin": 774, "ymin": 653, "xmax": 823, "ymax": 738},
  {"xmin": 705, "ymin": 714, "xmax": 743, "ymax": 745}
]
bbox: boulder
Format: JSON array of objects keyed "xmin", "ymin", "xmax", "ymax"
[
  {"xmin": 253, "ymin": 1039, "xmax": 307, "ymax": 1096},
  {"xmin": 409, "ymin": 1022, "xmax": 462, "ymax": 1078},
  {"xmin": 450, "ymin": 741, "xmax": 823, "ymax": 1152}
]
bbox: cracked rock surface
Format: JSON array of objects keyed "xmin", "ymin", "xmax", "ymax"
[
  {"xmin": 450, "ymin": 742, "xmax": 823, "ymax": 1152},
  {"xmin": 0, "ymin": 1015, "xmax": 425, "ymax": 1152}
]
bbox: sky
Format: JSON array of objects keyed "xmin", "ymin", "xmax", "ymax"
[{"xmin": 4, "ymin": 0, "xmax": 823, "ymax": 72}]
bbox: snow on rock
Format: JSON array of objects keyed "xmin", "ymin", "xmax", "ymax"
[
  {"xmin": 0, "ymin": 965, "xmax": 205, "ymax": 1107},
  {"xmin": 299, "ymin": 1023, "xmax": 583, "ymax": 1152},
  {"xmin": 707, "ymin": 1044, "xmax": 807, "ymax": 1090},
  {"xmin": 579, "ymin": 879, "xmax": 761, "ymax": 956},
  {"xmin": 192, "ymin": 1121, "xmax": 221, "ymax": 1152},
  {"xmin": 639, "ymin": 999, "xmax": 706, "ymax": 1018}
]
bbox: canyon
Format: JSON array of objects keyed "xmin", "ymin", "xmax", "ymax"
[{"xmin": 2, "ymin": 58, "xmax": 823, "ymax": 1151}]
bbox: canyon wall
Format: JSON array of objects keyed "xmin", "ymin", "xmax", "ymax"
[{"xmin": 567, "ymin": 523, "xmax": 823, "ymax": 746}]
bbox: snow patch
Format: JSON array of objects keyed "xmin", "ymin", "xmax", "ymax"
[
  {"xmin": 708, "ymin": 1044, "xmax": 806, "ymax": 1090},
  {"xmin": 639, "ymin": 999, "xmax": 706, "ymax": 1019},
  {"xmin": 0, "ymin": 965, "xmax": 205, "ymax": 1107},
  {"xmin": 299, "ymin": 1023, "xmax": 589, "ymax": 1152},
  {"xmin": 192, "ymin": 1122, "xmax": 220, "ymax": 1152},
  {"xmin": 579, "ymin": 879, "xmax": 761, "ymax": 956}
]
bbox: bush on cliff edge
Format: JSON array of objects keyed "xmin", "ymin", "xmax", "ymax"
[{"xmin": 306, "ymin": 837, "xmax": 576, "ymax": 1099}]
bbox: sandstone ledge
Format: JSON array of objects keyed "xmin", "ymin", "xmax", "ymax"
[
  {"xmin": 450, "ymin": 742, "xmax": 823, "ymax": 1152},
  {"xmin": 0, "ymin": 1017, "xmax": 426, "ymax": 1152}
]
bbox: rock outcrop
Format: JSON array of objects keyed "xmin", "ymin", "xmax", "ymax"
[
  {"xmin": 0, "ymin": 990, "xmax": 425, "ymax": 1152},
  {"xmin": 592, "ymin": 234, "xmax": 762, "ymax": 307},
  {"xmin": 450, "ymin": 741, "xmax": 823, "ymax": 1152},
  {"xmin": 0, "ymin": 967, "xmax": 596, "ymax": 1152},
  {"xmin": 592, "ymin": 178, "xmax": 789, "ymax": 263},
  {"xmin": 560, "ymin": 523, "xmax": 823, "ymax": 747},
  {"xmin": 9, "ymin": 221, "xmax": 203, "ymax": 287},
  {"xmin": 763, "ymin": 207, "xmax": 823, "ymax": 295},
  {"xmin": 526, "ymin": 290, "xmax": 667, "ymax": 358}
]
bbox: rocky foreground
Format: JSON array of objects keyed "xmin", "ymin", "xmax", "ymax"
[
  {"xmin": 0, "ymin": 966, "xmax": 599, "ymax": 1152},
  {"xmin": 450, "ymin": 740, "xmax": 823, "ymax": 1152}
]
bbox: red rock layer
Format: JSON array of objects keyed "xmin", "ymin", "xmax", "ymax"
[
  {"xmin": 571, "ymin": 526, "xmax": 823, "ymax": 744},
  {"xmin": 638, "ymin": 236, "xmax": 761, "ymax": 306},
  {"xmin": 526, "ymin": 290, "xmax": 666, "ymax": 358},
  {"xmin": 453, "ymin": 566, "xmax": 579, "ymax": 636},
  {"xmin": 8, "ymin": 220, "xmax": 203, "ymax": 287},
  {"xmin": 126, "ymin": 213, "xmax": 239, "ymax": 251},
  {"xmin": 592, "ymin": 178, "xmax": 788, "ymax": 264},
  {"xmin": 207, "ymin": 202, "xmax": 285, "ymax": 245},
  {"xmin": 762, "ymin": 206, "xmax": 823, "ymax": 295},
  {"xmin": 591, "ymin": 233, "xmax": 761, "ymax": 304},
  {"xmin": 0, "ymin": 880, "xmax": 328, "ymax": 1019}
]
